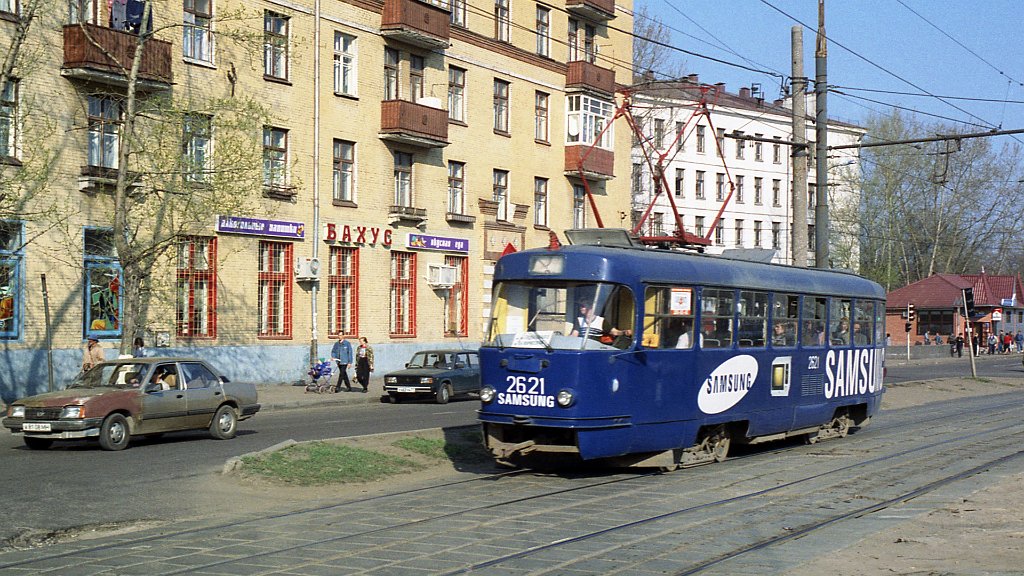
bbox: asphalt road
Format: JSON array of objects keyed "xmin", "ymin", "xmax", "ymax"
[{"xmin": 885, "ymin": 351, "xmax": 1024, "ymax": 382}]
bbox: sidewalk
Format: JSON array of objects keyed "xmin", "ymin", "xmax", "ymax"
[{"xmin": 256, "ymin": 374, "xmax": 387, "ymax": 413}]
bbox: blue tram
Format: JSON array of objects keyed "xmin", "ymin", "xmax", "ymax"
[{"xmin": 478, "ymin": 232, "xmax": 886, "ymax": 468}]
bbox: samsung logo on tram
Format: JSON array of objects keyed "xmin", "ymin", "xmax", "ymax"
[
  {"xmin": 698, "ymin": 355, "xmax": 758, "ymax": 414},
  {"xmin": 824, "ymin": 349, "xmax": 884, "ymax": 399}
]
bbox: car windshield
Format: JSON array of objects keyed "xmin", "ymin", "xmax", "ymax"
[
  {"xmin": 485, "ymin": 281, "xmax": 635, "ymax": 351},
  {"xmin": 407, "ymin": 353, "xmax": 449, "ymax": 369},
  {"xmin": 69, "ymin": 363, "xmax": 148, "ymax": 389}
]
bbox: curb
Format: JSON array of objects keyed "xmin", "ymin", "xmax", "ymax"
[{"xmin": 223, "ymin": 439, "xmax": 298, "ymax": 474}]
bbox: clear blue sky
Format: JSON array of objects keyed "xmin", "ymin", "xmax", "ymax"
[{"xmin": 634, "ymin": 0, "xmax": 1024, "ymax": 142}]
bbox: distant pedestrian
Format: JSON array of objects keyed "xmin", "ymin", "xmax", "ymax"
[
  {"xmin": 82, "ymin": 337, "xmax": 105, "ymax": 372},
  {"xmin": 955, "ymin": 334, "xmax": 965, "ymax": 358},
  {"xmin": 924, "ymin": 330, "xmax": 931, "ymax": 345},
  {"xmin": 331, "ymin": 334, "xmax": 354, "ymax": 392},
  {"xmin": 885, "ymin": 333, "xmax": 892, "ymax": 347},
  {"xmin": 1016, "ymin": 331, "xmax": 1023, "ymax": 353},
  {"xmin": 132, "ymin": 337, "xmax": 146, "ymax": 358},
  {"xmin": 987, "ymin": 333, "xmax": 997, "ymax": 355},
  {"xmin": 935, "ymin": 334, "xmax": 943, "ymax": 345},
  {"xmin": 354, "ymin": 337, "xmax": 374, "ymax": 393}
]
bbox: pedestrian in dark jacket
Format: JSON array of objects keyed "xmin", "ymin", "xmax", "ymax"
[
  {"xmin": 330, "ymin": 335, "xmax": 354, "ymax": 392},
  {"xmin": 955, "ymin": 334, "xmax": 965, "ymax": 358},
  {"xmin": 354, "ymin": 337, "xmax": 374, "ymax": 393}
]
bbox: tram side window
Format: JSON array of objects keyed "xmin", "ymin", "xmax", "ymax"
[
  {"xmin": 737, "ymin": 291, "xmax": 768, "ymax": 348},
  {"xmin": 829, "ymin": 298, "xmax": 852, "ymax": 346},
  {"xmin": 701, "ymin": 288, "xmax": 734, "ymax": 348},
  {"xmin": 771, "ymin": 293, "xmax": 799, "ymax": 347},
  {"xmin": 852, "ymin": 300, "xmax": 874, "ymax": 345},
  {"xmin": 801, "ymin": 296, "xmax": 827, "ymax": 346},
  {"xmin": 642, "ymin": 286, "xmax": 696, "ymax": 349},
  {"xmin": 873, "ymin": 299, "xmax": 885, "ymax": 344}
]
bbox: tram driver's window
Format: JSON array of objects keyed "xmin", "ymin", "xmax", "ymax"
[
  {"xmin": 771, "ymin": 293, "xmax": 799, "ymax": 347},
  {"xmin": 801, "ymin": 296, "xmax": 827, "ymax": 346},
  {"xmin": 642, "ymin": 286, "xmax": 695, "ymax": 349},
  {"xmin": 738, "ymin": 291, "xmax": 768, "ymax": 347},
  {"xmin": 829, "ymin": 298, "xmax": 852, "ymax": 346},
  {"xmin": 852, "ymin": 300, "xmax": 874, "ymax": 346},
  {"xmin": 701, "ymin": 288, "xmax": 734, "ymax": 348}
]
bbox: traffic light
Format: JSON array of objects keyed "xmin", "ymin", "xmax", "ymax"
[
  {"xmin": 907, "ymin": 303, "xmax": 916, "ymax": 321},
  {"xmin": 905, "ymin": 322, "xmax": 912, "ymax": 332},
  {"xmin": 963, "ymin": 288, "xmax": 975, "ymax": 316}
]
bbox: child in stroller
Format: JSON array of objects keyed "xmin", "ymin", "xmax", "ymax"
[{"xmin": 305, "ymin": 358, "xmax": 334, "ymax": 393}]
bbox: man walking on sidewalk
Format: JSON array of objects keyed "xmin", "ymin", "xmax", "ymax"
[{"xmin": 331, "ymin": 334, "xmax": 354, "ymax": 392}]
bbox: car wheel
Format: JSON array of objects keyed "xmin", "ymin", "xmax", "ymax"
[
  {"xmin": 436, "ymin": 383, "xmax": 451, "ymax": 404},
  {"xmin": 23, "ymin": 437, "xmax": 53, "ymax": 450},
  {"xmin": 388, "ymin": 394, "xmax": 401, "ymax": 404},
  {"xmin": 98, "ymin": 413, "xmax": 130, "ymax": 451},
  {"xmin": 210, "ymin": 405, "xmax": 238, "ymax": 440}
]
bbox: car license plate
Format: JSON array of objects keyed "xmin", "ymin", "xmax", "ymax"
[
  {"xmin": 397, "ymin": 386, "xmax": 416, "ymax": 393},
  {"xmin": 23, "ymin": 422, "xmax": 51, "ymax": 432}
]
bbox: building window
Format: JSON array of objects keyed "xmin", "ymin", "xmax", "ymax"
[
  {"xmin": 735, "ymin": 219, "xmax": 743, "ymax": 247},
  {"xmin": 772, "ymin": 179, "xmax": 781, "ymax": 206},
  {"xmin": 754, "ymin": 177, "xmax": 763, "ymax": 205},
  {"xmin": 87, "ymin": 95, "xmax": 121, "ymax": 169},
  {"xmin": 631, "ymin": 163, "xmax": 643, "ymax": 195},
  {"xmin": 715, "ymin": 128, "xmax": 725, "ymax": 157},
  {"xmin": 393, "ymin": 151, "xmax": 413, "ymax": 207},
  {"xmin": 495, "ymin": 0, "xmax": 510, "ymax": 42},
  {"xmin": 84, "ymin": 228, "xmax": 121, "ymax": 338},
  {"xmin": 674, "ymin": 168, "xmax": 684, "ymax": 197},
  {"xmin": 675, "ymin": 121, "xmax": 685, "ymax": 151},
  {"xmin": 754, "ymin": 133, "xmax": 763, "ymax": 161},
  {"xmin": 695, "ymin": 170, "xmax": 705, "ymax": 199},
  {"xmin": 450, "ymin": 0, "xmax": 466, "ymax": 26},
  {"xmin": 183, "ymin": 0, "xmax": 214, "ymax": 64},
  {"xmin": 808, "ymin": 224, "xmax": 815, "ymax": 251},
  {"xmin": 696, "ymin": 125, "xmax": 705, "ymax": 153},
  {"xmin": 735, "ymin": 175, "xmax": 744, "ymax": 203},
  {"xmin": 70, "ymin": 0, "xmax": 99, "ymax": 24},
  {"xmin": 263, "ymin": 11, "xmax": 288, "ymax": 80},
  {"xmin": 534, "ymin": 91, "xmax": 549, "ymax": 142},
  {"xmin": 390, "ymin": 251, "xmax": 416, "ymax": 337},
  {"xmin": 409, "ymin": 55, "xmax": 424, "ymax": 102},
  {"xmin": 447, "ymin": 66, "xmax": 466, "ymax": 122},
  {"xmin": 445, "ymin": 255, "xmax": 468, "ymax": 336},
  {"xmin": 0, "ymin": 0, "xmax": 15, "ymax": 14},
  {"xmin": 753, "ymin": 221, "xmax": 762, "ymax": 247},
  {"xmin": 654, "ymin": 118, "xmax": 665, "ymax": 149},
  {"xmin": 573, "ymin": 183, "xmax": 586, "ymax": 228},
  {"xmin": 0, "ymin": 221, "xmax": 22, "ymax": 339},
  {"xmin": 534, "ymin": 177, "xmax": 548, "ymax": 226},
  {"xmin": 694, "ymin": 216, "xmax": 704, "ymax": 237},
  {"xmin": 384, "ymin": 47, "xmax": 399, "ymax": 100},
  {"xmin": 333, "ymin": 32, "xmax": 356, "ymax": 96},
  {"xmin": 808, "ymin": 183, "xmax": 817, "ymax": 213},
  {"xmin": 176, "ymin": 236, "xmax": 217, "ymax": 339},
  {"xmin": 447, "ymin": 160, "xmax": 465, "ymax": 214},
  {"xmin": 566, "ymin": 94, "xmax": 614, "ymax": 149},
  {"xmin": 333, "ymin": 139, "xmax": 355, "ymax": 203},
  {"xmin": 772, "ymin": 221, "xmax": 781, "ymax": 249},
  {"xmin": 183, "ymin": 113, "xmax": 211, "ymax": 183},
  {"xmin": 262, "ymin": 126, "xmax": 287, "ymax": 189},
  {"xmin": 258, "ymin": 241, "xmax": 292, "ymax": 337},
  {"xmin": 773, "ymin": 137, "xmax": 782, "ymax": 163},
  {"xmin": 715, "ymin": 173, "xmax": 725, "ymax": 202},
  {"xmin": 0, "ymin": 79, "xmax": 18, "ymax": 159},
  {"xmin": 568, "ymin": 19, "xmax": 596, "ymax": 63},
  {"xmin": 493, "ymin": 79, "xmax": 509, "ymax": 133},
  {"xmin": 734, "ymin": 131, "xmax": 744, "ymax": 159},
  {"xmin": 328, "ymin": 246, "xmax": 358, "ymax": 337},
  {"xmin": 714, "ymin": 223, "xmax": 723, "ymax": 246},
  {"xmin": 535, "ymin": 5, "xmax": 550, "ymax": 57},
  {"xmin": 493, "ymin": 169, "xmax": 509, "ymax": 220}
]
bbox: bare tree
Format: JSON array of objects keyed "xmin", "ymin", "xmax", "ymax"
[{"xmin": 632, "ymin": 5, "xmax": 684, "ymax": 83}]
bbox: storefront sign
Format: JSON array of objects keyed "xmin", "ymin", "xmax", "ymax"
[
  {"xmin": 406, "ymin": 233, "xmax": 469, "ymax": 253},
  {"xmin": 216, "ymin": 215, "xmax": 305, "ymax": 239},
  {"xmin": 324, "ymin": 223, "xmax": 393, "ymax": 247}
]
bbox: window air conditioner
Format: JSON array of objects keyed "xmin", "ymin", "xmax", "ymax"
[
  {"xmin": 427, "ymin": 264, "xmax": 457, "ymax": 288},
  {"xmin": 294, "ymin": 257, "xmax": 321, "ymax": 281}
]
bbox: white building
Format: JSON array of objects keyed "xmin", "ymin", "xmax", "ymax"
[{"xmin": 629, "ymin": 75, "xmax": 864, "ymax": 269}]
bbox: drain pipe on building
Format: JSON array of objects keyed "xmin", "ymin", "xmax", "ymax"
[{"xmin": 309, "ymin": 0, "xmax": 322, "ymax": 366}]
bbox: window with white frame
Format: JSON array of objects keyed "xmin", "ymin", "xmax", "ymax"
[
  {"xmin": 384, "ymin": 47, "xmax": 399, "ymax": 100},
  {"xmin": 263, "ymin": 11, "xmax": 288, "ymax": 80},
  {"xmin": 450, "ymin": 0, "xmax": 466, "ymax": 26},
  {"xmin": 333, "ymin": 32, "xmax": 356, "ymax": 96},
  {"xmin": 70, "ymin": 0, "xmax": 99, "ymax": 24},
  {"xmin": 735, "ymin": 131, "xmax": 744, "ymax": 159},
  {"xmin": 695, "ymin": 170, "xmax": 705, "ymax": 199},
  {"xmin": 696, "ymin": 124, "xmax": 705, "ymax": 153},
  {"xmin": 535, "ymin": 5, "xmax": 550, "ymax": 57},
  {"xmin": 714, "ymin": 223, "xmax": 723, "ymax": 246},
  {"xmin": 410, "ymin": 54, "xmax": 424, "ymax": 102},
  {"xmin": 183, "ymin": 113, "xmax": 212, "ymax": 183},
  {"xmin": 333, "ymin": 139, "xmax": 355, "ymax": 203},
  {"xmin": 694, "ymin": 215, "xmax": 704, "ymax": 237},
  {"xmin": 495, "ymin": 0, "xmax": 510, "ymax": 42},
  {"xmin": 394, "ymin": 151, "xmax": 413, "ymax": 207},
  {"xmin": 772, "ymin": 178, "xmax": 781, "ymax": 206},
  {"xmin": 734, "ymin": 219, "xmax": 743, "ymax": 246},
  {"xmin": 716, "ymin": 128, "xmax": 725, "ymax": 157},
  {"xmin": 654, "ymin": 118, "xmax": 665, "ymax": 149},
  {"xmin": 566, "ymin": 94, "xmax": 613, "ymax": 149},
  {"xmin": 0, "ymin": 79, "xmax": 17, "ymax": 159},
  {"xmin": 0, "ymin": 0, "xmax": 15, "ymax": 13},
  {"xmin": 753, "ymin": 220, "xmax": 762, "ymax": 247},
  {"xmin": 87, "ymin": 95, "xmax": 121, "ymax": 169},
  {"xmin": 772, "ymin": 221, "xmax": 781, "ymax": 249},
  {"xmin": 754, "ymin": 133, "xmax": 763, "ymax": 161},
  {"xmin": 84, "ymin": 228, "xmax": 121, "ymax": 338},
  {"xmin": 715, "ymin": 173, "xmax": 724, "ymax": 201},
  {"xmin": 493, "ymin": 79, "xmax": 509, "ymax": 133},
  {"xmin": 572, "ymin": 183, "xmax": 586, "ymax": 228},
  {"xmin": 493, "ymin": 169, "xmax": 509, "ymax": 220},
  {"xmin": 675, "ymin": 121, "xmax": 685, "ymax": 151},
  {"xmin": 674, "ymin": 168, "xmax": 684, "ymax": 197},
  {"xmin": 773, "ymin": 137, "xmax": 782, "ymax": 163},
  {"xmin": 262, "ymin": 126, "xmax": 287, "ymax": 189},
  {"xmin": 448, "ymin": 160, "xmax": 465, "ymax": 214},
  {"xmin": 735, "ymin": 175, "xmax": 744, "ymax": 203},
  {"xmin": 534, "ymin": 91, "xmax": 548, "ymax": 142},
  {"xmin": 183, "ymin": 0, "xmax": 213, "ymax": 64},
  {"xmin": 534, "ymin": 177, "xmax": 548, "ymax": 226},
  {"xmin": 567, "ymin": 19, "xmax": 596, "ymax": 63},
  {"xmin": 754, "ymin": 177, "xmax": 763, "ymax": 205},
  {"xmin": 0, "ymin": 221, "xmax": 22, "ymax": 339},
  {"xmin": 448, "ymin": 66, "xmax": 465, "ymax": 122}
]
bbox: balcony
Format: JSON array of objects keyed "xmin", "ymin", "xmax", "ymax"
[
  {"xmin": 566, "ymin": 0, "xmax": 615, "ymax": 21},
  {"xmin": 565, "ymin": 145, "xmax": 614, "ymax": 180},
  {"xmin": 381, "ymin": 0, "xmax": 450, "ymax": 50},
  {"xmin": 380, "ymin": 100, "xmax": 449, "ymax": 148},
  {"xmin": 566, "ymin": 60, "xmax": 615, "ymax": 97},
  {"xmin": 388, "ymin": 205, "xmax": 428, "ymax": 226},
  {"xmin": 62, "ymin": 24, "xmax": 172, "ymax": 90}
]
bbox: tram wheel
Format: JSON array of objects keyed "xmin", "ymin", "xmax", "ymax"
[
  {"xmin": 832, "ymin": 414, "xmax": 852, "ymax": 438},
  {"xmin": 705, "ymin": 426, "xmax": 731, "ymax": 462}
]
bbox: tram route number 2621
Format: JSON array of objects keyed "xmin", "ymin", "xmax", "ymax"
[{"xmin": 506, "ymin": 376, "xmax": 546, "ymax": 395}]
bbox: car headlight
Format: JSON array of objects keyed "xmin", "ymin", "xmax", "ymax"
[
  {"xmin": 9, "ymin": 405, "xmax": 24, "ymax": 418},
  {"xmin": 385, "ymin": 376, "xmax": 397, "ymax": 384},
  {"xmin": 60, "ymin": 405, "xmax": 85, "ymax": 419},
  {"xmin": 479, "ymin": 386, "xmax": 496, "ymax": 403},
  {"xmin": 420, "ymin": 377, "xmax": 435, "ymax": 384},
  {"xmin": 556, "ymin": 389, "xmax": 575, "ymax": 407}
]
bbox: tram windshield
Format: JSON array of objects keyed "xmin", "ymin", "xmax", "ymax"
[{"xmin": 486, "ymin": 281, "xmax": 635, "ymax": 351}]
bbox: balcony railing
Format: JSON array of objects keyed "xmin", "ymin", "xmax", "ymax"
[
  {"xmin": 566, "ymin": 0, "xmax": 615, "ymax": 21},
  {"xmin": 565, "ymin": 145, "xmax": 614, "ymax": 180},
  {"xmin": 381, "ymin": 0, "xmax": 450, "ymax": 49},
  {"xmin": 380, "ymin": 100, "xmax": 449, "ymax": 148},
  {"xmin": 566, "ymin": 60, "xmax": 615, "ymax": 97},
  {"xmin": 62, "ymin": 24, "xmax": 172, "ymax": 88}
]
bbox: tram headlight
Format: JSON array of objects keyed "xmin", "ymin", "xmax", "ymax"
[
  {"xmin": 556, "ymin": 389, "xmax": 575, "ymax": 407},
  {"xmin": 479, "ymin": 386, "xmax": 496, "ymax": 403}
]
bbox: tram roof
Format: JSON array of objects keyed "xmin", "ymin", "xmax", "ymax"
[{"xmin": 496, "ymin": 244, "xmax": 886, "ymax": 300}]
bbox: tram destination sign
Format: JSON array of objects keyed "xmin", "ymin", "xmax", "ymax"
[{"xmin": 216, "ymin": 215, "xmax": 305, "ymax": 239}]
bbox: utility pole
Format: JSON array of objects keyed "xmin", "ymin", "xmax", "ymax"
[
  {"xmin": 791, "ymin": 26, "xmax": 808, "ymax": 267},
  {"xmin": 814, "ymin": 0, "xmax": 829, "ymax": 268}
]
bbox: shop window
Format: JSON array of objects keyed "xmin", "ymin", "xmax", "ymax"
[
  {"xmin": 328, "ymin": 246, "xmax": 358, "ymax": 337},
  {"xmin": 176, "ymin": 236, "xmax": 217, "ymax": 339},
  {"xmin": 445, "ymin": 255, "xmax": 468, "ymax": 336},
  {"xmin": 84, "ymin": 228, "xmax": 121, "ymax": 338},
  {"xmin": 0, "ymin": 220, "xmax": 21, "ymax": 339},
  {"xmin": 258, "ymin": 241, "xmax": 292, "ymax": 338},
  {"xmin": 390, "ymin": 251, "xmax": 416, "ymax": 337}
]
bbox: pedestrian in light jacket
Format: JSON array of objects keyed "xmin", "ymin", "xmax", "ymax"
[{"xmin": 331, "ymin": 335, "xmax": 354, "ymax": 392}]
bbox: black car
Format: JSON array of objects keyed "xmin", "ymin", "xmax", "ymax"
[{"xmin": 383, "ymin": 350, "xmax": 480, "ymax": 404}]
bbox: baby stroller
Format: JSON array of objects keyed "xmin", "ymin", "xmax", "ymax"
[{"xmin": 305, "ymin": 359, "xmax": 334, "ymax": 394}]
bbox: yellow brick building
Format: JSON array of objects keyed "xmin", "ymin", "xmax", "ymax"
[{"xmin": 0, "ymin": 0, "xmax": 633, "ymax": 396}]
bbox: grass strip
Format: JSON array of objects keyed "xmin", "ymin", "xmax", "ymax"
[{"xmin": 241, "ymin": 441, "xmax": 424, "ymax": 485}]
